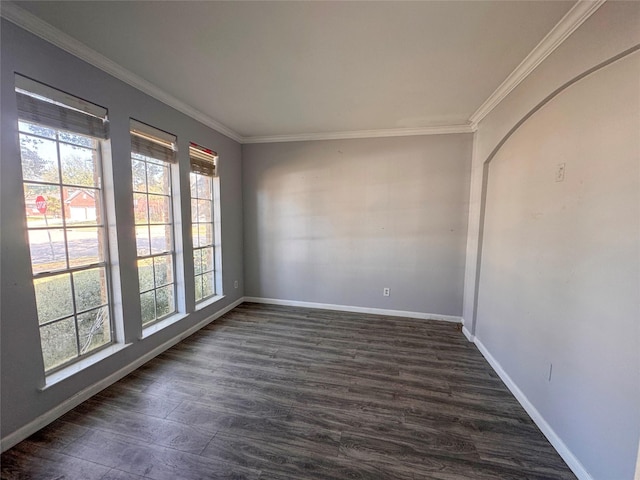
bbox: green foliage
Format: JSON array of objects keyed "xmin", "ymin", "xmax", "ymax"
[
  {"xmin": 138, "ymin": 260, "xmax": 175, "ymax": 324},
  {"xmin": 44, "ymin": 195, "xmax": 61, "ymax": 217},
  {"xmin": 59, "ymin": 153, "xmax": 96, "ymax": 187},
  {"xmin": 35, "ymin": 269, "xmax": 110, "ymax": 371},
  {"xmin": 34, "ymin": 275, "xmax": 73, "ymax": 323},
  {"xmin": 20, "ymin": 122, "xmax": 98, "ymax": 187}
]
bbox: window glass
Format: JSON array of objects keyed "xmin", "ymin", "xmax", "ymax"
[
  {"xmin": 18, "ymin": 118, "xmax": 113, "ymax": 373},
  {"xmin": 189, "ymin": 142, "xmax": 218, "ymax": 303},
  {"xmin": 131, "ymin": 122, "xmax": 178, "ymax": 326}
]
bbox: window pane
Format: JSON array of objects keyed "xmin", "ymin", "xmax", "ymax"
[
  {"xmin": 192, "ymin": 223, "xmax": 200, "ymax": 249},
  {"xmin": 140, "ymin": 291, "xmax": 156, "ymax": 326},
  {"xmin": 67, "ymin": 227, "xmax": 103, "ymax": 268},
  {"xmin": 78, "ymin": 307, "xmax": 111, "ymax": 354},
  {"xmin": 34, "ymin": 274, "xmax": 73, "ymax": 324},
  {"xmin": 146, "ymin": 162, "xmax": 170, "ymax": 194},
  {"xmin": 28, "ymin": 229, "xmax": 67, "ymax": 273},
  {"xmin": 64, "ymin": 188, "xmax": 101, "ymax": 226},
  {"xmin": 19, "ymin": 121, "xmax": 55, "ymax": 139},
  {"xmin": 136, "ymin": 225, "xmax": 151, "ymax": 256},
  {"xmin": 150, "ymin": 225, "xmax": 172, "ymax": 255},
  {"xmin": 73, "ymin": 268, "xmax": 108, "ymax": 312},
  {"xmin": 133, "ymin": 193, "xmax": 149, "ymax": 224},
  {"xmin": 202, "ymin": 247, "xmax": 215, "ymax": 273},
  {"xmin": 24, "ymin": 183, "xmax": 63, "ymax": 225},
  {"xmin": 154, "ymin": 255, "xmax": 173, "ymax": 287},
  {"xmin": 132, "ymin": 160, "xmax": 147, "ymax": 193},
  {"xmin": 191, "ymin": 199, "xmax": 198, "ymax": 225},
  {"xmin": 193, "ymin": 249, "xmax": 202, "ymax": 275},
  {"xmin": 58, "ymin": 131, "xmax": 94, "ymax": 148},
  {"xmin": 20, "ymin": 134, "xmax": 59, "ymax": 183},
  {"xmin": 131, "ymin": 133, "xmax": 177, "ymax": 327},
  {"xmin": 191, "ymin": 169, "xmax": 215, "ymax": 304},
  {"xmin": 40, "ymin": 318, "xmax": 78, "ymax": 371},
  {"xmin": 200, "ymin": 223, "xmax": 213, "ymax": 247},
  {"xmin": 196, "ymin": 199, "xmax": 211, "ymax": 223},
  {"xmin": 155, "ymin": 285, "xmax": 175, "ymax": 319},
  {"xmin": 60, "ymin": 143, "xmax": 98, "ymax": 187},
  {"xmin": 194, "ymin": 275, "xmax": 203, "ymax": 302},
  {"xmin": 197, "ymin": 175, "xmax": 212, "ymax": 200},
  {"xmin": 148, "ymin": 195, "xmax": 171, "ymax": 224},
  {"xmin": 138, "ymin": 258, "xmax": 154, "ymax": 292},
  {"xmin": 202, "ymin": 272, "xmax": 215, "ymax": 299},
  {"xmin": 19, "ymin": 94, "xmax": 113, "ymax": 373},
  {"xmin": 189, "ymin": 173, "xmax": 198, "ymax": 197}
]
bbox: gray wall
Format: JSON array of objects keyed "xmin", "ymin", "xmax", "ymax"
[
  {"xmin": 242, "ymin": 135, "xmax": 472, "ymax": 316},
  {"xmin": 476, "ymin": 51, "xmax": 640, "ymax": 480},
  {"xmin": 462, "ymin": 1, "xmax": 640, "ymax": 330},
  {"xmin": 1, "ymin": 20, "xmax": 244, "ymax": 439}
]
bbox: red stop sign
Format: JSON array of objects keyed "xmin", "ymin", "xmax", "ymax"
[{"xmin": 35, "ymin": 195, "xmax": 47, "ymax": 214}]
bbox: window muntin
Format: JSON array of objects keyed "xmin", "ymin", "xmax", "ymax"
[
  {"xmin": 131, "ymin": 121, "xmax": 178, "ymax": 326},
  {"xmin": 189, "ymin": 143, "xmax": 218, "ymax": 303},
  {"xmin": 18, "ymin": 117, "xmax": 113, "ymax": 373}
]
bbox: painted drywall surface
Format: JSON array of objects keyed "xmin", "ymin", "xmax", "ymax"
[
  {"xmin": 242, "ymin": 135, "xmax": 472, "ymax": 316},
  {"xmin": 476, "ymin": 53, "xmax": 640, "ymax": 479},
  {"xmin": 0, "ymin": 20, "xmax": 244, "ymax": 439},
  {"xmin": 462, "ymin": 1, "xmax": 640, "ymax": 327}
]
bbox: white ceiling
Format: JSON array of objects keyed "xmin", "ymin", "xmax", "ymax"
[{"xmin": 12, "ymin": 1, "xmax": 576, "ymax": 141}]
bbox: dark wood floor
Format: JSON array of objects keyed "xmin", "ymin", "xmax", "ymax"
[{"xmin": 2, "ymin": 303, "xmax": 577, "ymax": 480}]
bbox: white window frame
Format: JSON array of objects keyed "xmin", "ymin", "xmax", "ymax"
[
  {"xmin": 130, "ymin": 120, "xmax": 179, "ymax": 327},
  {"xmin": 189, "ymin": 142, "xmax": 222, "ymax": 305},
  {"xmin": 18, "ymin": 118, "xmax": 115, "ymax": 374}
]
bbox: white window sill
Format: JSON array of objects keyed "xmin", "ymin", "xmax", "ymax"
[
  {"xmin": 42, "ymin": 342, "xmax": 131, "ymax": 390},
  {"xmin": 141, "ymin": 312, "xmax": 189, "ymax": 340},
  {"xmin": 195, "ymin": 294, "xmax": 226, "ymax": 311}
]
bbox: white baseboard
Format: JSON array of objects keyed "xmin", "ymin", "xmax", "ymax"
[
  {"xmin": 473, "ymin": 336, "xmax": 593, "ymax": 480},
  {"xmin": 0, "ymin": 297, "xmax": 243, "ymax": 453},
  {"xmin": 243, "ymin": 296, "xmax": 462, "ymax": 323},
  {"xmin": 461, "ymin": 325, "xmax": 474, "ymax": 342}
]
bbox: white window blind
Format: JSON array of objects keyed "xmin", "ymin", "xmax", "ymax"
[
  {"xmin": 15, "ymin": 74, "xmax": 109, "ymax": 139},
  {"xmin": 189, "ymin": 142, "xmax": 218, "ymax": 177},
  {"xmin": 130, "ymin": 119, "xmax": 177, "ymax": 163}
]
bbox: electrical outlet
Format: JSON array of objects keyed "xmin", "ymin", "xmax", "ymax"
[
  {"xmin": 234, "ymin": 280, "xmax": 239, "ymax": 289},
  {"xmin": 383, "ymin": 288, "xmax": 390, "ymax": 297},
  {"xmin": 555, "ymin": 163, "xmax": 566, "ymax": 182}
]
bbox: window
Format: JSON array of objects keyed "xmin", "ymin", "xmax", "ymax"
[
  {"xmin": 130, "ymin": 120, "xmax": 178, "ymax": 326},
  {"xmin": 16, "ymin": 75, "xmax": 113, "ymax": 373},
  {"xmin": 189, "ymin": 143, "xmax": 218, "ymax": 303}
]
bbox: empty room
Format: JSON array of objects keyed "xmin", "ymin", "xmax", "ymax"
[{"xmin": 1, "ymin": 1, "xmax": 638, "ymax": 479}]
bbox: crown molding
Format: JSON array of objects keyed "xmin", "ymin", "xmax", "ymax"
[
  {"xmin": 469, "ymin": 0, "xmax": 606, "ymax": 127},
  {"xmin": 0, "ymin": 1, "xmax": 244, "ymax": 143},
  {"xmin": 3, "ymin": 0, "xmax": 601, "ymax": 144},
  {"xmin": 0, "ymin": 2, "xmax": 475, "ymax": 145},
  {"xmin": 243, "ymin": 124, "xmax": 476, "ymax": 144}
]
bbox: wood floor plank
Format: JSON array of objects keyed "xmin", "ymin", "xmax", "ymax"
[
  {"xmin": 1, "ymin": 441, "xmax": 110, "ymax": 480},
  {"xmin": 17, "ymin": 417, "xmax": 90, "ymax": 451},
  {"xmin": 1, "ymin": 303, "xmax": 577, "ymax": 480},
  {"xmin": 60, "ymin": 397, "xmax": 215, "ymax": 454},
  {"xmin": 204, "ymin": 433, "xmax": 416, "ymax": 480},
  {"xmin": 100, "ymin": 469, "xmax": 147, "ymax": 480},
  {"xmin": 63, "ymin": 429, "xmax": 261, "ymax": 480}
]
